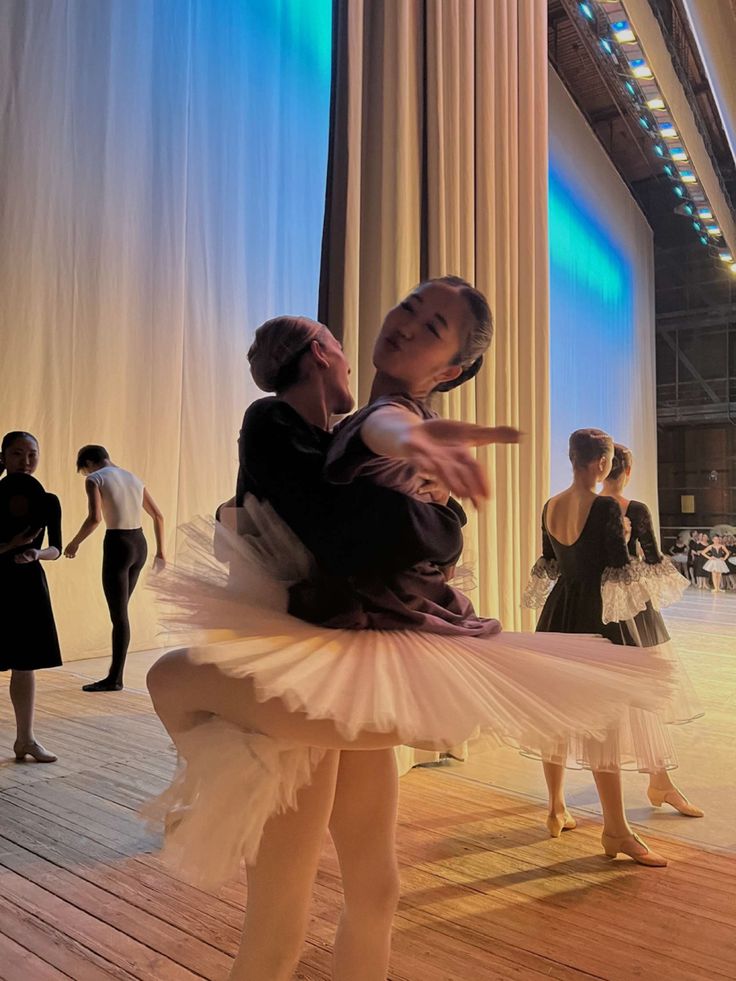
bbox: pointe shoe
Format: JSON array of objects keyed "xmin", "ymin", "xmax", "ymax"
[
  {"xmin": 647, "ymin": 786, "xmax": 704, "ymax": 818},
  {"xmin": 546, "ymin": 811, "xmax": 578, "ymax": 838},
  {"xmin": 14, "ymin": 740, "xmax": 57, "ymax": 763},
  {"xmin": 601, "ymin": 831, "xmax": 667, "ymax": 867}
]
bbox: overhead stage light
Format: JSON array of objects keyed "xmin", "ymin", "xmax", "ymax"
[
  {"xmin": 579, "ymin": 2, "xmax": 594, "ymax": 21},
  {"xmin": 692, "ymin": 221, "xmax": 702, "ymax": 232},
  {"xmin": 638, "ymin": 116, "xmax": 651, "ymax": 130},
  {"xmin": 706, "ymin": 224, "xmax": 721, "ymax": 236},
  {"xmin": 730, "ymin": 262, "xmax": 736, "ymax": 275},
  {"xmin": 663, "ymin": 163, "xmax": 675, "ymax": 177},
  {"xmin": 612, "ymin": 20, "xmax": 636, "ymax": 43},
  {"xmin": 700, "ymin": 236, "xmax": 709, "ymax": 246},
  {"xmin": 630, "ymin": 59, "xmax": 653, "ymax": 79},
  {"xmin": 659, "ymin": 121, "xmax": 678, "ymax": 139},
  {"xmin": 654, "ymin": 143, "xmax": 665, "ymax": 157},
  {"xmin": 647, "ymin": 96, "xmax": 665, "ymax": 110},
  {"xmin": 600, "ymin": 38, "xmax": 614, "ymax": 56},
  {"xmin": 698, "ymin": 208, "xmax": 713, "ymax": 220},
  {"xmin": 718, "ymin": 250, "xmax": 733, "ymax": 262},
  {"xmin": 670, "ymin": 147, "xmax": 688, "ymax": 162},
  {"xmin": 673, "ymin": 185, "xmax": 685, "ymax": 198},
  {"xmin": 625, "ymin": 81, "xmax": 637, "ymax": 98},
  {"xmin": 680, "ymin": 170, "xmax": 697, "ymax": 184}
]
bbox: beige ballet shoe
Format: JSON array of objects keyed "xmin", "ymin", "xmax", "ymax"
[
  {"xmin": 14, "ymin": 740, "xmax": 57, "ymax": 763},
  {"xmin": 546, "ymin": 811, "xmax": 578, "ymax": 838},
  {"xmin": 601, "ymin": 831, "xmax": 667, "ymax": 867},
  {"xmin": 647, "ymin": 786, "xmax": 704, "ymax": 818}
]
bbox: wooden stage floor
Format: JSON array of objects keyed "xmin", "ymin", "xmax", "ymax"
[{"xmin": 0, "ymin": 591, "xmax": 735, "ymax": 979}]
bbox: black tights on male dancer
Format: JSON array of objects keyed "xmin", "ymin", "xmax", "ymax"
[{"xmin": 83, "ymin": 529, "xmax": 147, "ymax": 691}]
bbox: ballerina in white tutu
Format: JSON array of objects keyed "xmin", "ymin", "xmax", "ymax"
[
  {"xmin": 147, "ymin": 279, "xmax": 683, "ymax": 980},
  {"xmin": 701, "ymin": 535, "xmax": 730, "ymax": 593}
]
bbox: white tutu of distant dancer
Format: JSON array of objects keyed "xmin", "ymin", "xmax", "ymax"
[
  {"xmin": 703, "ymin": 558, "xmax": 729, "ymax": 574},
  {"xmin": 144, "ymin": 498, "xmax": 687, "ymax": 887},
  {"xmin": 670, "ymin": 552, "xmax": 688, "ymax": 565}
]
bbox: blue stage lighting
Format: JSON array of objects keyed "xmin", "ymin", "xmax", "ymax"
[{"xmin": 579, "ymin": 3, "xmax": 595, "ymax": 21}]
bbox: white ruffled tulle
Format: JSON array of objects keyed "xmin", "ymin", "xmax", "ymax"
[
  {"xmin": 521, "ymin": 557, "xmax": 559, "ymax": 610},
  {"xmin": 703, "ymin": 558, "xmax": 729, "ymax": 574},
  {"xmin": 144, "ymin": 500, "xmax": 694, "ymax": 885},
  {"xmin": 142, "ymin": 720, "xmax": 324, "ymax": 889},
  {"xmin": 601, "ymin": 559, "xmax": 688, "ymax": 624}
]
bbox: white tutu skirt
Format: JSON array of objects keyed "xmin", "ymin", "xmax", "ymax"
[
  {"xmin": 144, "ymin": 501, "xmax": 699, "ymax": 887},
  {"xmin": 670, "ymin": 553, "xmax": 688, "ymax": 565},
  {"xmin": 703, "ymin": 558, "xmax": 729, "ymax": 574}
]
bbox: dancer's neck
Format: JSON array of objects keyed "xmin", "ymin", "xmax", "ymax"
[
  {"xmin": 570, "ymin": 471, "xmax": 599, "ymax": 494},
  {"xmin": 280, "ymin": 387, "xmax": 332, "ymax": 431},
  {"xmin": 369, "ymin": 372, "xmax": 426, "ymax": 402}
]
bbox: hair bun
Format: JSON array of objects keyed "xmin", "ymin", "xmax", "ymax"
[
  {"xmin": 248, "ymin": 316, "xmax": 323, "ymax": 393},
  {"xmin": 434, "ymin": 355, "xmax": 484, "ymax": 394}
]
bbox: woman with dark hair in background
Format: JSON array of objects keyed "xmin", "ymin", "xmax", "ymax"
[
  {"xmin": 686, "ymin": 529, "xmax": 699, "ymax": 586},
  {"xmin": 694, "ymin": 532, "xmax": 712, "ymax": 589},
  {"xmin": 601, "ymin": 443, "xmax": 702, "ymax": 817},
  {"xmin": 668, "ymin": 532, "xmax": 690, "ymax": 579},
  {"xmin": 64, "ymin": 446, "xmax": 166, "ymax": 691},
  {"xmin": 0, "ymin": 431, "xmax": 62, "ymax": 762}
]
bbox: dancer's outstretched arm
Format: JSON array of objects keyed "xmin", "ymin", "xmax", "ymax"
[{"xmin": 361, "ymin": 405, "xmax": 521, "ymax": 505}]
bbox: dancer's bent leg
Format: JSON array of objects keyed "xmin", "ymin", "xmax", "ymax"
[
  {"xmin": 147, "ymin": 649, "xmax": 408, "ymax": 751},
  {"xmin": 230, "ymin": 750, "xmax": 340, "ymax": 981},
  {"xmin": 329, "ymin": 749, "xmax": 400, "ymax": 981}
]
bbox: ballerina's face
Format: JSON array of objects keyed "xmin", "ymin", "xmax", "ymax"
[
  {"xmin": 1, "ymin": 436, "xmax": 39, "ymax": 476},
  {"xmin": 373, "ymin": 282, "xmax": 470, "ymax": 394}
]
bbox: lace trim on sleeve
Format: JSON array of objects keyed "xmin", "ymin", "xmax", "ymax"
[
  {"xmin": 636, "ymin": 558, "xmax": 689, "ymax": 610},
  {"xmin": 600, "ymin": 564, "xmax": 650, "ymax": 624},
  {"xmin": 522, "ymin": 557, "xmax": 559, "ymax": 609}
]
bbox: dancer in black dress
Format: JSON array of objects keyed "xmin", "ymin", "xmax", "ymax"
[
  {"xmin": 602, "ymin": 443, "xmax": 703, "ymax": 817},
  {"xmin": 694, "ymin": 533, "xmax": 711, "ymax": 589},
  {"xmin": 0, "ymin": 432, "xmax": 62, "ymax": 763},
  {"xmin": 686, "ymin": 529, "xmax": 699, "ymax": 586},
  {"xmin": 668, "ymin": 533, "xmax": 690, "ymax": 579},
  {"xmin": 524, "ymin": 430, "xmax": 700, "ymax": 865}
]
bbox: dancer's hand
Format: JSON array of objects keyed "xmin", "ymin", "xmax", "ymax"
[
  {"xmin": 417, "ymin": 474, "xmax": 451, "ymax": 505},
  {"xmin": 403, "ymin": 431, "xmax": 489, "ymax": 507},
  {"xmin": 64, "ymin": 542, "xmax": 79, "ymax": 559},
  {"xmin": 404, "ymin": 422, "xmax": 522, "ymax": 507},
  {"xmin": 15, "ymin": 548, "xmax": 40, "ymax": 564},
  {"xmin": 152, "ymin": 555, "xmax": 167, "ymax": 572}
]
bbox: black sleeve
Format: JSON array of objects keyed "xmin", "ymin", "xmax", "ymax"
[
  {"xmin": 601, "ymin": 497, "xmax": 630, "ymax": 569},
  {"xmin": 541, "ymin": 507, "xmax": 556, "ymax": 562},
  {"xmin": 45, "ymin": 494, "xmax": 62, "ymax": 553},
  {"xmin": 631, "ymin": 502, "xmax": 662, "ymax": 564},
  {"xmin": 236, "ymin": 399, "xmax": 464, "ymax": 575}
]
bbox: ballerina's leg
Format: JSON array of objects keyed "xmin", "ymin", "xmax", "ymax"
[
  {"xmin": 147, "ymin": 648, "xmax": 406, "ymax": 750},
  {"xmin": 329, "ymin": 749, "xmax": 401, "ymax": 981},
  {"xmin": 229, "ymin": 749, "xmax": 341, "ymax": 981}
]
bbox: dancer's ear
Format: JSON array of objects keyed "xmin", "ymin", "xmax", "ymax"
[{"xmin": 310, "ymin": 339, "xmax": 330, "ymax": 371}]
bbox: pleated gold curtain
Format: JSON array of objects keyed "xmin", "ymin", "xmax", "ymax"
[{"xmin": 320, "ymin": 0, "xmax": 549, "ymax": 629}]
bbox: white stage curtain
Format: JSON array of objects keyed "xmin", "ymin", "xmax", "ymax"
[
  {"xmin": 0, "ymin": 0, "xmax": 331, "ymax": 660},
  {"xmin": 320, "ymin": 0, "xmax": 550, "ymax": 632},
  {"xmin": 548, "ymin": 69, "xmax": 659, "ymax": 515}
]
